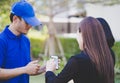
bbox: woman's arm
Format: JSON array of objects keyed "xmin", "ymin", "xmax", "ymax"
[{"xmin": 45, "ymin": 57, "xmax": 78, "ymax": 83}]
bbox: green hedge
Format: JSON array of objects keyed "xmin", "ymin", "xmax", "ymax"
[
  {"xmin": 112, "ymin": 42, "xmax": 120, "ymax": 62},
  {"xmin": 112, "ymin": 42, "xmax": 120, "ymax": 74},
  {"xmin": 30, "ymin": 37, "xmax": 120, "ymax": 74},
  {"xmin": 59, "ymin": 37, "xmax": 80, "ymax": 60},
  {"xmin": 30, "ymin": 37, "xmax": 80, "ymax": 60},
  {"xmin": 30, "ymin": 38, "xmax": 45, "ymax": 58},
  {"xmin": 30, "ymin": 37, "xmax": 120, "ymax": 61}
]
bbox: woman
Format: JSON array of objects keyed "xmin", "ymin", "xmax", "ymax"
[
  {"xmin": 97, "ymin": 18, "xmax": 115, "ymax": 65},
  {"xmin": 45, "ymin": 17, "xmax": 114, "ymax": 83}
]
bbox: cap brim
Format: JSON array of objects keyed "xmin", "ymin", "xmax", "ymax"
[{"xmin": 23, "ymin": 16, "xmax": 42, "ymax": 26}]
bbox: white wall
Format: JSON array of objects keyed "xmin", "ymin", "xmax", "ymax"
[{"xmin": 85, "ymin": 4, "xmax": 120, "ymax": 41}]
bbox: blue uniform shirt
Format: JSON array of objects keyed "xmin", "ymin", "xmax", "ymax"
[{"xmin": 0, "ymin": 26, "xmax": 31, "ymax": 83}]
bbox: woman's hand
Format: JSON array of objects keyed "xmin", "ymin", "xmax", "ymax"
[{"xmin": 46, "ymin": 59, "xmax": 56, "ymax": 72}]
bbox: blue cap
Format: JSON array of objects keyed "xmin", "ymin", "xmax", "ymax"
[{"xmin": 11, "ymin": 1, "xmax": 42, "ymax": 26}]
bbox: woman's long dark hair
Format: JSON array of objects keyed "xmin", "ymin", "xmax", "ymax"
[{"xmin": 78, "ymin": 17, "xmax": 114, "ymax": 83}]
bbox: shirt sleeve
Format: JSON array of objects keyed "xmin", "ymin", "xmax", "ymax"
[
  {"xmin": 0, "ymin": 39, "xmax": 6, "ymax": 67},
  {"xmin": 45, "ymin": 57, "xmax": 78, "ymax": 83}
]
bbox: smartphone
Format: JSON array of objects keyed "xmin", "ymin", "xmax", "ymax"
[{"xmin": 50, "ymin": 56, "xmax": 58, "ymax": 69}]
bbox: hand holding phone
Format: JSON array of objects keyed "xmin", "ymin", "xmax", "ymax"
[{"xmin": 50, "ymin": 56, "xmax": 59, "ymax": 69}]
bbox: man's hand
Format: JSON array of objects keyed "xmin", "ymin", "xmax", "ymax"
[{"xmin": 24, "ymin": 60, "xmax": 40, "ymax": 75}]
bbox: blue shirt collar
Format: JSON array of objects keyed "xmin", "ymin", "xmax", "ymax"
[{"xmin": 3, "ymin": 25, "xmax": 22, "ymax": 39}]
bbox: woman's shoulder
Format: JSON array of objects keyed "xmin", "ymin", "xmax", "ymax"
[
  {"xmin": 69, "ymin": 51, "xmax": 90, "ymax": 64},
  {"xmin": 68, "ymin": 51, "xmax": 92, "ymax": 72},
  {"xmin": 72, "ymin": 51, "xmax": 89, "ymax": 59}
]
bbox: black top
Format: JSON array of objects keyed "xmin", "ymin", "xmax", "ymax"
[
  {"xmin": 45, "ymin": 48, "xmax": 115, "ymax": 83},
  {"xmin": 45, "ymin": 51, "xmax": 102, "ymax": 83}
]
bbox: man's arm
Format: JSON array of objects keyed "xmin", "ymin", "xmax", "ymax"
[
  {"xmin": 0, "ymin": 60, "xmax": 40, "ymax": 80},
  {"xmin": 0, "ymin": 67, "xmax": 26, "ymax": 80}
]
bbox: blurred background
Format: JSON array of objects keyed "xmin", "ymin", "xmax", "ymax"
[{"xmin": 0, "ymin": 0, "xmax": 120, "ymax": 83}]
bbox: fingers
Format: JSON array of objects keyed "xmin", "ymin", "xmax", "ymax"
[
  {"xmin": 38, "ymin": 66, "xmax": 46, "ymax": 74},
  {"xmin": 30, "ymin": 60, "xmax": 39, "ymax": 64},
  {"xmin": 25, "ymin": 60, "xmax": 41, "ymax": 75},
  {"xmin": 58, "ymin": 59, "xmax": 60, "ymax": 64},
  {"xmin": 46, "ymin": 59, "xmax": 56, "ymax": 72}
]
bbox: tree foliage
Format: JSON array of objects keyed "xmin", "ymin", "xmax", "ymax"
[
  {"xmin": 0, "ymin": 0, "xmax": 18, "ymax": 14},
  {"xmin": 28, "ymin": 0, "xmax": 120, "ymax": 16},
  {"xmin": 77, "ymin": 0, "xmax": 120, "ymax": 5},
  {"xmin": 0, "ymin": 0, "xmax": 18, "ymax": 31}
]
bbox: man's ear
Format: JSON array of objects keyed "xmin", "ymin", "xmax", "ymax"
[{"xmin": 12, "ymin": 15, "xmax": 19, "ymax": 23}]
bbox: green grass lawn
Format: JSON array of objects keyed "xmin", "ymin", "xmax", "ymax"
[
  {"xmin": 115, "ymin": 74, "xmax": 120, "ymax": 83},
  {"xmin": 30, "ymin": 74, "xmax": 45, "ymax": 83},
  {"xmin": 30, "ymin": 74, "xmax": 120, "ymax": 83}
]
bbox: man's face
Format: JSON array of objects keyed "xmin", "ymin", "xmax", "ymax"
[
  {"xmin": 13, "ymin": 16, "xmax": 32, "ymax": 35},
  {"xmin": 76, "ymin": 30, "xmax": 83, "ymax": 50},
  {"xmin": 17, "ymin": 18, "xmax": 32, "ymax": 34}
]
